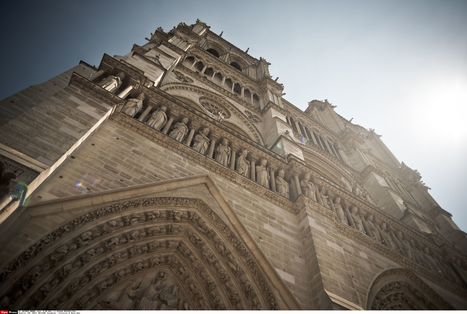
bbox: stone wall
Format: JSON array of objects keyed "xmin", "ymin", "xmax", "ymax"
[{"xmin": 3, "ymin": 119, "xmax": 321, "ymax": 308}]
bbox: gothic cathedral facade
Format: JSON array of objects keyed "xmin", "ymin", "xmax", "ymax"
[{"xmin": 0, "ymin": 20, "xmax": 466, "ymax": 310}]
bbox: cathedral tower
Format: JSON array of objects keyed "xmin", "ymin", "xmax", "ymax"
[{"xmin": 0, "ymin": 20, "xmax": 466, "ymax": 310}]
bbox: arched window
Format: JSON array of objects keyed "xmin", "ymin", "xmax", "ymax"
[
  {"xmin": 184, "ymin": 56, "xmax": 195, "ymax": 66},
  {"xmin": 204, "ymin": 67, "xmax": 214, "ymax": 77},
  {"xmin": 244, "ymin": 88, "xmax": 251, "ymax": 101},
  {"xmin": 233, "ymin": 83, "xmax": 242, "ymax": 95},
  {"xmin": 253, "ymin": 94, "xmax": 260, "ymax": 107},
  {"xmin": 207, "ymin": 48, "xmax": 220, "ymax": 58},
  {"xmin": 194, "ymin": 61, "xmax": 204, "ymax": 72},
  {"xmin": 230, "ymin": 61, "xmax": 242, "ymax": 71},
  {"xmin": 213, "ymin": 72, "xmax": 223, "ymax": 84},
  {"xmin": 225, "ymin": 78, "xmax": 233, "ymax": 90}
]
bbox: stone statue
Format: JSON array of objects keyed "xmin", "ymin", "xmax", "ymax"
[
  {"xmin": 300, "ymin": 173, "xmax": 317, "ymax": 201},
  {"xmin": 349, "ymin": 205, "xmax": 365, "ymax": 233},
  {"xmin": 236, "ymin": 149, "xmax": 249, "ymax": 177},
  {"xmin": 169, "ymin": 117, "xmax": 189, "ymax": 142},
  {"xmin": 275, "ymin": 168, "xmax": 289, "ymax": 198},
  {"xmin": 192, "ymin": 127, "xmax": 210, "ymax": 154},
  {"xmin": 146, "ymin": 106, "xmax": 167, "ymax": 130},
  {"xmin": 215, "ymin": 138, "xmax": 231, "ymax": 167},
  {"xmin": 317, "ymin": 186, "xmax": 330, "ymax": 208},
  {"xmin": 363, "ymin": 214, "xmax": 382, "ymax": 242},
  {"xmin": 333, "ymin": 196, "xmax": 348, "ymax": 225},
  {"xmin": 98, "ymin": 72, "xmax": 125, "ymax": 93},
  {"xmin": 122, "ymin": 92, "xmax": 145, "ymax": 117},
  {"xmin": 256, "ymin": 158, "xmax": 269, "ymax": 188},
  {"xmin": 379, "ymin": 221, "xmax": 396, "ymax": 249}
]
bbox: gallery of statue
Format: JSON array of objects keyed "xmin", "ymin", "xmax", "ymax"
[{"xmin": 0, "ymin": 20, "xmax": 466, "ymax": 310}]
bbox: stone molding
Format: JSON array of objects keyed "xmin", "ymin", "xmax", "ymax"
[
  {"xmin": 0, "ymin": 194, "xmax": 301, "ymax": 309},
  {"xmin": 366, "ymin": 268, "xmax": 453, "ymax": 309},
  {"xmin": 161, "ymin": 82, "xmax": 264, "ymax": 144}
]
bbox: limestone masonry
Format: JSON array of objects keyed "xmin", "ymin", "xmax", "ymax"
[{"xmin": 0, "ymin": 20, "xmax": 466, "ymax": 309}]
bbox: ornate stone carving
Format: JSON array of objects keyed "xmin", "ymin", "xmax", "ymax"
[
  {"xmin": 98, "ymin": 72, "xmax": 125, "ymax": 93},
  {"xmin": 236, "ymin": 149, "xmax": 249, "ymax": 177},
  {"xmin": 300, "ymin": 173, "xmax": 317, "ymax": 201},
  {"xmin": 275, "ymin": 169, "xmax": 289, "ymax": 198},
  {"xmin": 192, "ymin": 127, "xmax": 210, "ymax": 154},
  {"xmin": 173, "ymin": 70, "xmax": 194, "ymax": 83},
  {"xmin": 146, "ymin": 105, "xmax": 167, "ymax": 130},
  {"xmin": 122, "ymin": 92, "xmax": 145, "ymax": 117},
  {"xmin": 215, "ymin": 138, "xmax": 231, "ymax": 167},
  {"xmin": 169, "ymin": 117, "xmax": 189, "ymax": 142},
  {"xmin": 256, "ymin": 159, "xmax": 269, "ymax": 188},
  {"xmin": 0, "ymin": 197, "xmax": 279, "ymax": 310},
  {"xmin": 199, "ymin": 97, "xmax": 231, "ymax": 119}
]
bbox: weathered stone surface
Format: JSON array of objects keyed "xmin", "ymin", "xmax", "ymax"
[{"xmin": 0, "ymin": 20, "xmax": 465, "ymax": 310}]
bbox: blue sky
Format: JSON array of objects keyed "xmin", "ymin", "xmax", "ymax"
[{"xmin": 1, "ymin": 0, "xmax": 466, "ymax": 231}]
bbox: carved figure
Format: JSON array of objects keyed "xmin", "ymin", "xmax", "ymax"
[
  {"xmin": 256, "ymin": 158, "xmax": 269, "ymax": 188},
  {"xmin": 215, "ymin": 138, "xmax": 231, "ymax": 167},
  {"xmin": 146, "ymin": 106, "xmax": 167, "ymax": 130},
  {"xmin": 275, "ymin": 169, "xmax": 289, "ymax": 198},
  {"xmin": 98, "ymin": 72, "xmax": 125, "ymax": 93},
  {"xmin": 192, "ymin": 128, "xmax": 210, "ymax": 154},
  {"xmin": 122, "ymin": 93, "xmax": 145, "ymax": 117},
  {"xmin": 379, "ymin": 222, "xmax": 396, "ymax": 249},
  {"xmin": 140, "ymin": 271, "xmax": 182, "ymax": 309},
  {"xmin": 169, "ymin": 117, "xmax": 189, "ymax": 142},
  {"xmin": 317, "ymin": 186, "xmax": 330, "ymax": 208},
  {"xmin": 363, "ymin": 214, "xmax": 382, "ymax": 242},
  {"xmin": 350, "ymin": 205, "xmax": 365, "ymax": 233},
  {"xmin": 236, "ymin": 149, "xmax": 249, "ymax": 177},
  {"xmin": 300, "ymin": 173, "xmax": 317, "ymax": 201},
  {"xmin": 333, "ymin": 196, "xmax": 348, "ymax": 225}
]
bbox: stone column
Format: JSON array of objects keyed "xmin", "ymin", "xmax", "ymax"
[
  {"xmin": 270, "ymin": 167, "xmax": 276, "ymax": 192},
  {"xmin": 207, "ymin": 137, "xmax": 217, "ymax": 159},
  {"xmin": 323, "ymin": 138, "xmax": 334, "ymax": 155},
  {"xmin": 294, "ymin": 121, "xmax": 303, "ymax": 137},
  {"xmin": 316, "ymin": 135, "xmax": 326, "ymax": 151},
  {"xmin": 138, "ymin": 105, "xmax": 153, "ymax": 122},
  {"xmin": 330, "ymin": 143, "xmax": 339, "ymax": 158},
  {"xmin": 293, "ymin": 174, "xmax": 302, "ymax": 196},
  {"xmin": 308, "ymin": 128, "xmax": 319, "ymax": 146},
  {"xmin": 300, "ymin": 123, "xmax": 309, "ymax": 141},
  {"xmin": 230, "ymin": 147, "xmax": 237, "ymax": 170},
  {"xmin": 117, "ymin": 85, "xmax": 134, "ymax": 99},
  {"xmin": 250, "ymin": 157, "xmax": 256, "ymax": 182},
  {"xmin": 185, "ymin": 128, "xmax": 196, "ymax": 146},
  {"xmin": 162, "ymin": 116, "xmax": 174, "ymax": 134}
]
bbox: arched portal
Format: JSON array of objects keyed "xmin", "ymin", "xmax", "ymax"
[
  {"xmin": 366, "ymin": 268, "xmax": 453, "ymax": 310},
  {"xmin": 0, "ymin": 176, "xmax": 300, "ymax": 310}
]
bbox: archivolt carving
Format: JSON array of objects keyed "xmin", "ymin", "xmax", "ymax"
[
  {"xmin": 366, "ymin": 268, "xmax": 452, "ymax": 310},
  {"xmin": 0, "ymin": 197, "xmax": 279, "ymax": 309},
  {"xmin": 161, "ymin": 82, "xmax": 264, "ymax": 145}
]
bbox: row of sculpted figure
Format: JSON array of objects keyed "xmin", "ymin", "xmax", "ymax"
[
  {"xmin": 121, "ymin": 100, "xmax": 293, "ymax": 199},
  {"xmin": 298, "ymin": 172, "xmax": 463, "ymax": 284}
]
